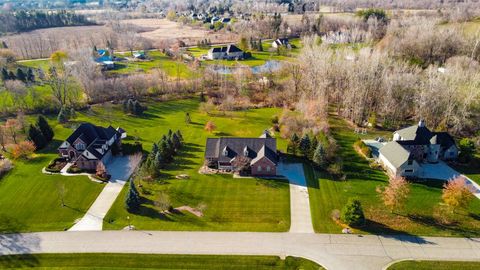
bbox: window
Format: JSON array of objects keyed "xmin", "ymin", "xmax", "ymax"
[
  {"xmin": 75, "ymin": 143, "xmax": 85, "ymax": 150},
  {"xmin": 258, "ymin": 166, "xmax": 262, "ymax": 172},
  {"xmin": 266, "ymin": 166, "xmax": 271, "ymax": 172},
  {"xmin": 407, "ymin": 160, "xmax": 413, "ymax": 165},
  {"xmin": 404, "ymin": 169, "xmax": 414, "ymax": 173}
]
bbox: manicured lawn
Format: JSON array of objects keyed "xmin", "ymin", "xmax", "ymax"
[
  {"xmin": 306, "ymin": 113, "xmax": 480, "ymax": 236},
  {"xmin": 110, "ymin": 51, "xmax": 196, "ymax": 79},
  {"xmin": 0, "ymin": 126, "xmax": 104, "ymax": 232},
  {"xmin": 100, "ymin": 99, "xmax": 290, "ymax": 231},
  {"xmin": 388, "ymin": 260, "xmax": 480, "ymax": 270},
  {"xmin": 0, "ymin": 254, "xmax": 324, "ymax": 270}
]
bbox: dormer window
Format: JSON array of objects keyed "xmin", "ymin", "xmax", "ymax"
[
  {"xmin": 243, "ymin": 146, "xmax": 249, "ymax": 157},
  {"xmin": 222, "ymin": 147, "xmax": 228, "ymax": 157},
  {"xmin": 75, "ymin": 143, "xmax": 85, "ymax": 150}
]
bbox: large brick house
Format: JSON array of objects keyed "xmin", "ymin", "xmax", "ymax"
[
  {"xmin": 58, "ymin": 123, "xmax": 124, "ymax": 171},
  {"xmin": 204, "ymin": 134, "xmax": 278, "ymax": 176}
]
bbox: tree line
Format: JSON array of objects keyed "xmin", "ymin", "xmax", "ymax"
[{"xmin": 0, "ymin": 10, "xmax": 92, "ymax": 34}]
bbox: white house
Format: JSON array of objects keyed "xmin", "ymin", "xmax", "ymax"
[
  {"xmin": 379, "ymin": 120, "xmax": 458, "ymax": 178},
  {"xmin": 271, "ymin": 38, "xmax": 290, "ymax": 49},
  {"xmin": 207, "ymin": 44, "xmax": 244, "ymax": 60}
]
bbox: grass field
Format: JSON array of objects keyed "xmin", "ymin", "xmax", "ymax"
[
  {"xmin": 0, "ymin": 126, "xmax": 104, "ymax": 232},
  {"xmin": 101, "ymin": 98, "xmax": 290, "ymax": 231},
  {"xmin": 306, "ymin": 113, "xmax": 480, "ymax": 237},
  {"xmin": 388, "ymin": 260, "xmax": 480, "ymax": 270},
  {"xmin": 0, "ymin": 254, "xmax": 324, "ymax": 270}
]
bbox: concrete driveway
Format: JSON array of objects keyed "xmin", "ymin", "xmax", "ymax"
[
  {"xmin": 277, "ymin": 162, "xmax": 314, "ymax": 233},
  {"xmin": 69, "ymin": 155, "xmax": 141, "ymax": 231}
]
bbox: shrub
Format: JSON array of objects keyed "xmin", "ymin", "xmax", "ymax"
[
  {"xmin": 122, "ymin": 142, "xmax": 143, "ymax": 155},
  {"xmin": 341, "ymin": 198, "xmax": 366, "ymax": 227},
  {"xmin": 125, "ymin": 180, "xmax": 140, "ymax": 212},
  {"xmin": 354, "ymin": 139, "xmax": 372, "ymax": 158},
  {"xmin": 45, "ymin": 157, "xmax": 67, "ymax": 173},
  {"xmin": 458, "ymin": 138, "xmax": 475, "ymax": 163},
  {"xmin": 10, "ymin": 141, "xmax": 36, "ymax": 159}
]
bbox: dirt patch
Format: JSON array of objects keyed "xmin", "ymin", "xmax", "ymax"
[{"xmin": 176, "ymin": 205, "xmax": 204, "ymax": 217}]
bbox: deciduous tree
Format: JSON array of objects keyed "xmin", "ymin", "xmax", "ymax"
[
  {"xmin": 376, "ymin": 176, "xmax": 410, "ymax": 213},
  {"xmin": 442, "ymin": 176, "xmax": 475, "ymax": 213}
]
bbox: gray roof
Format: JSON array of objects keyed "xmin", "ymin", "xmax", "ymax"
[
  {"xmin": 205, "ymin": 137, "xmax": 277, "ymax": 164},
  {"xmin": 395, "ymin": 123, "xmax": 456, "ymax": 149},
  {"xmin": 379, "ymin": 141, "xmax": 411, "ymax": 168}
]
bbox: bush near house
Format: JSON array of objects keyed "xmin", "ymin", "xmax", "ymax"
[
  {"xmin": 45, "ymin": 157, "xmax": 67, "ymax": 173},
  {"xmin": 341, "ymin": 198, "xmax": 366, "ymax": 227},
  {"xmin": 354, "ymin": 139, "xmax": 372, "ymax": 158}
]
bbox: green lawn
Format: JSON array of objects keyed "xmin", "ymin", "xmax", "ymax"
[
  {"xmin": 388, "ymin": 260, "xmax": 480, "ymax": 270},
  {"xmin": 187, "ymin": 38, "xmax": 302, "ymax": 67},
  {"xmin": 0, "ymin": 254, "xmax": 324, "ymax": 270},
  {"xmin": 306, "ymin": 113, "xmax": 480, "ymax": 237},
  {"xmin": 0, "ymin": 126, "xmax": 104, "ymax": 232},
  {"xmin": 110, "ymin": 51, "xmax": 196, "ymax": 79},
  {"xmin": 100, "ymin": 99, "xmax": 290, "ymax": 231}
]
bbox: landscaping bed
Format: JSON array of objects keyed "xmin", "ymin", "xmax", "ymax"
[{"xmin": 44, "ymin": 157, "xmax": 67, "ymax": 173}]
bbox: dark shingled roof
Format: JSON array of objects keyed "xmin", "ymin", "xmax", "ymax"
[
  {"xmin": 205, "ymin": 137, "xmax": 278, "ymax": 164},
  {"xmin": 394, "ymin": 123, "xmax": 456, "ymax": 149},
  {"xmin": 64, "ymin": 123, "xmax": 118, "ymax": 147}
]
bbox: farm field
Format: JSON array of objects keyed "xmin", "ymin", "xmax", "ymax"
[
  {"xmin": 388, "ymin": 260, "xmax": 480, "ymax": 270},
  {"xmin": 0, "ymin": 254, "xmax": 323, "ymax": 270},
  {"xmin": 306, "ymin": 114, "xmax": 480, "ymax": 237},
  {"xmin": 102, "ymin": 98, "xmax": 290, "ymax": 231}
]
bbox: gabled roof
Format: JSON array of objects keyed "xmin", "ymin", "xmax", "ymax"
[
  {"xmin": 379, "ymin": 141, "xmax": 412, "ymax": 168},
  {"xmin": 62, "ymin": 123, "xmax": 119, "ymax": 150},
  {"xmin": 395, "ymin": 125, "xmax": 432, "ymax": 144},
  {"xmin": 205, "ymin": 137, "xmax": 277, "ymax": 164},
  {"xmin": 226, "ymin": 44, "xmax": 242, "ymax": 53}
]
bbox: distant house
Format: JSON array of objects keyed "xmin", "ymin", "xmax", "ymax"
[
  {"xmin": 211, "ymin": 16, "xmax": 220, "ymax": 24},
  {"xmin": 207, "ymin": 44, "xmax": 244, "ymax": 60},
  {"xmin": 220, "ymin": 17, "xmax": 231, "ymax": 24},
  {"xmin": 272, "ymin": 38, "xmax": 290, "ymax": 49},
  {"xmin": 379, "ymin": 120, "xmax": 458, "ymax": 177},
  {"xmin": 58, "ymin": 123, "xmax": 125, "ymax": 171},
  {"xmin": 204, "ymin": 134, "xmax": 278, "ymax": 176},
  {"xmin": 132, "ymin": 51, "xmax": 146, "ymax": 59},
  {"xmin": 94, "ymin": 48, "xmax": 115, "ymax": 70}
]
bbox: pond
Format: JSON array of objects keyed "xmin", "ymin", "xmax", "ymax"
[{"xmin": 210, "ymin": 60, "xmax": 283, "ymax": 74}]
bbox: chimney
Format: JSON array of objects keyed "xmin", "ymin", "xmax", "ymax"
[{"xmin": 418, "ymin": 119, "xmax": 425, "ymax": 127}]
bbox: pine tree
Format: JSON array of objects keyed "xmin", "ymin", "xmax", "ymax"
[
  {"xmin": 299, "ymin": 134, "xmax": 311, "ymax": 157},
  {"xmin": 166, "ymin": 138, "xmax": 174, "ymax": 158},
  {"xmin": 158, "ymin": 139, "xmax": 170, "ymax": 165},
  {"xmin": 310, "ymin": 136, "xmax": 318, "ymax": 159},
  {"xmin": 57, "ymin": 107, "xmax": 69, "ymax": 123},
  {"xmin": 127, "ymin": 99, "xmax": 135, "ymax": 114},
  {"xmin": 287, "ymin": 133, "xmax": 300, "ymax": 155},
  {"xmin": 176, "ymin": 130, "xmax": 183, "ymax": 142},
  {"xmin": 168, "ymin": 129, "xmax": 173, "ymax": 139},
  {"xmin": 8, "ymin": 71, "xmax": 15, "ymax": 80},
  {"xmin": 1, "ymin": 68, "xmax": 9, "ymax": 81},
  {"xmin": 133, "ymin": 100, "xmax": 144, "ymax": 115},
  {"xmin": 37, "ymin": 115, "xmax": 54, "ymax": 142},
  {"xmin": 26, "ymin": 68, "xmax": 35, "ymax": 82},
  {"xmin": 16, "ymin": 68, "xmax": 26, "ymax": 82},
  {"xmin": 313, "ymin": 144, "xmax": 327, "ymax": 169},
  {"xmin": 172, "ymin": 133, "xmax": 181, "ymax": 151},
  {"xmin": 341, "ymin": 198, "xmax": 365, "ymax": 226},
  {"xmin": 149, "ymin": 143, "xmax": 159, "ymax": 160},
  {"xmin": 125, "ymin": 180, "xmax": 140, "ymax": 212},
  {"xmin": 258, "ymin": 39, "xmax": 263, "ymax": 51},
  {"xmin": 28, "ymin": 124, "xmax": 47, "ymax": 149},
  {"xmin": 153, "ymin": 151, "xmax": 163, "ymax": 175}
]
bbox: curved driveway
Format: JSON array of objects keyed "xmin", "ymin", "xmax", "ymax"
[{"xmin": 1, "ymin": 231, "xmax": 479, "ymax": 270}]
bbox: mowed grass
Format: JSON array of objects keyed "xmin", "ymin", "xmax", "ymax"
[
  {"xmin": 0, "ymin": 254, "xmax": 323, "ymax": 270},
  {"xmin": 306, "ymin": 113, "xmax": 480, "ymax": 237},
  {"xmin": 110, "ymin": 51, "xmax": 196, "ymax": 79},
  {"xmin": 0, "ymin": 126, "xmax": 104, "ymax": 232},
  {"xmin": 64, "ymin": 98, "xmax": 291, "ymax": 232},
  {"xmin": 388, "ymin": 260, "xmax": 480, "ymax": 270},
  {"xmin": 187, "ymin": 38, "xmax": 302, "ymax": 67}
]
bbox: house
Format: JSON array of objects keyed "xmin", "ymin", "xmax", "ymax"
[
  {"xmin": 204, "ymin": 135, "xmax": 279, "ymax": 176},
  {"xmin": 271, "ymin": 38, "xmax": 291, "ymax": 49},
  {"xmin": 94, "ymin": 48, "xmax": 115, "ymax": 70},
  {"xmin": 378, "ymin": 120, "xmax": 458, "ymax": 177},
  {"xmin": 58, "ymin": 123, "xmax": 125, "ymax": 172},
  {"xmin": 207, "ymin": 44, "xmax": 244, "ymax": 60},
  {"xmin": 132, "ymin": 51, "xmax": 146, "ymax": 59}
]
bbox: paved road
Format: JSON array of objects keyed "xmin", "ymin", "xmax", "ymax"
[
  {"xmin": 69, "ymin": 156, "xmax": 140, "ymax": 231},
  {"xmin": 277, "ymin": 162, "xmax": 315, "ymax": 233},
  {"xmin": 1, "ymin": 231, "xmax": 479, "ymax": 270}
]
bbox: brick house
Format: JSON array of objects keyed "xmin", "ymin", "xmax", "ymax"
[
  {"xmin": 58, "ymin": 123, "xmax": 125, "ymax": 172},
  {"xmin": 204, "ymin": 134, "xmax": 278, "ymax": 176}
]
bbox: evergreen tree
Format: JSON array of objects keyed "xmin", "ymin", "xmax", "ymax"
[
  {"xmin": 26, "ymin": 68, "xmax": 35, "ymax": 82},
  {"xmin": 258, "ymin": 39, "xmax": 263, "ymax": 51},
  {"xmin": 299, "ymin": 134, "xmax": 311, "ymax": 157},
  {"xmin": 313, "ymin": 144, "xmax": 327, "ymax": 169},
  {"xmin": 16, "ymin": 68, "xmax": 26, "ymax": 82},
  {"xmin": 125, "ymin": 180, "xmax": 140, "ymax": 212},
  {"xmin": 341, "ymin": 198, "xmax": 366, "ymax": 226},
  {"xmin": 37, "ymin": 115, "xmax": 54, "ymax": 142},
  {"xmin": 1, "ymin": 41, "xmax": 7, "ymax": 48},
  {"xmin": 172, "ymin": 133, "xmax": 181, "ymax": 151},
  {"xmin": 153, "ymin": 152, "xmax": 163, "ymax": 175},
  {"xmin": 127, "ymin": 99, "xmax": 135, "ymax": 113},
  {"xmin": 166, "ymin": 137, "xmax": 174, "ymax": 158},
  {"xmin": 28, "ymin": 124, "xmax": 47, "ymax": 149},
  {"xmin": 176, "ymin": 130, "xmax": 183, "ymax": 142},
  {"xmin": 158, "ymin": 139, "xmax": 170, "ymax": 165},
  {"xmin": 287, "ymin": 133, "xmax": 300, "ymax": 155},
  {"xmin": 8, "ymin": 71, "xmax": 15, "ymax": 80},
  {"xmin": 133, "ymin": 100, "xmax": 144, "ymax": 115},
  {"xmin": 168, "ymin": 129, "xmax": 173, "ymax": 139},
  {"xmin": 1, "ymin": 68, "xmax": 9, "ymax": 81},
  {"xmin": 310, "ymin": 136, "xmax": 318, "ymax": 159},
  {"xmin": 57, "ymin": 107, "xmax": 69, "ymax": 123}
]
